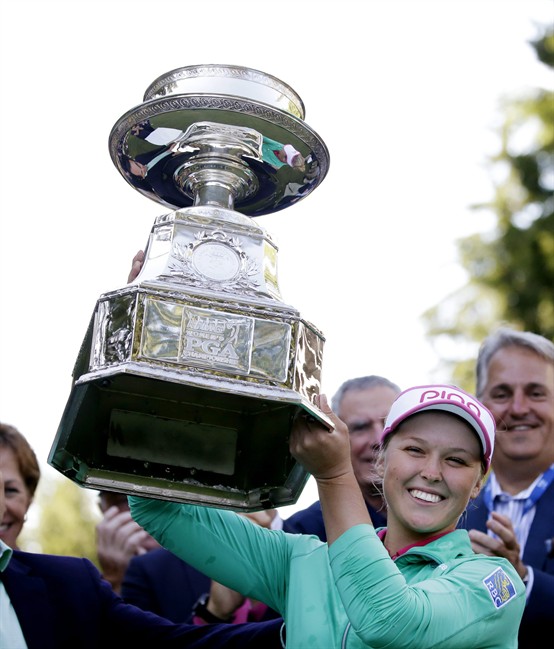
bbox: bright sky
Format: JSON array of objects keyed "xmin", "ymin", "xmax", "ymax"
[{"xmin": 0, "ymin": 0, "xmax": 552, "ymax": 518}]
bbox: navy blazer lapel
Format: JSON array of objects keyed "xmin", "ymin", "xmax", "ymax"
[
  {"xmin": 461, "ymin": 491, "xmax": 489, "ymax": 531},
  {"xmin": 3, "ymin": 553, "xmax": 57, "ymax": 649},
  {"xmin": 523, "ymin": 481, "xmax": 554, "ymax": 568}
]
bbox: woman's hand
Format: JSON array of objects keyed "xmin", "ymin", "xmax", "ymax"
[
  {"xmin": 128, "ymin": 250, "xmax": 145, "ymax": 282},
  {"xmin": 289, "ymin": 394, "xmax": 352, "ymax": 482},
  {"xmin": 290, "ymin": 394, "xmax": 373, "ymax": 544}
]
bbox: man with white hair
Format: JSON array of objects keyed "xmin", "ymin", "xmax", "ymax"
[{"xmin": 460, "ymin": 327, "xmax": 554, "ymax": 649}]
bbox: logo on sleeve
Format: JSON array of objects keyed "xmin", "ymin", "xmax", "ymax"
[{"xmin": 483, "ymin": 567, "xmax": 517, "ymax": 608}]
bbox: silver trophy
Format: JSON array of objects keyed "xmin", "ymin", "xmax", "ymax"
[{"xmin": 48, "ymin": 65, "xmax": 330, "ymax": 511}]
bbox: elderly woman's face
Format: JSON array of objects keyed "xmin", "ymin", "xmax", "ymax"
[{"xmin": 0, "ymin": 447, "xmax": 33, "ymax": 548}]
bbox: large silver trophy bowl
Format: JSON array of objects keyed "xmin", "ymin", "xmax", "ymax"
[{"xmin": 48, "ymin": 65, "xmax": 331, "ymax": 511}]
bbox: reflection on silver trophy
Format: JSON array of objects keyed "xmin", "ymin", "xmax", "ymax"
[{"xmin": 48, "ymin": 65, "xmax": 330, "ymax": 510}]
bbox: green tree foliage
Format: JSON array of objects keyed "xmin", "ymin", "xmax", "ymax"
[
  {"xmin": 424, "ymin": 25, "xmax": 554, "ymax": 390},
  {"xmin": 18, "ymin": 471, "xmax": 100, "ymax": 567}
]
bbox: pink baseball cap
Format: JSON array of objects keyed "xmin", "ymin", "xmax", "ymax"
[
  {"xmin": 381, "ymin": 384, "xmax": 495, "ymax": 470},
  {"xmin": 282, "ymin": 143, "xmax": 302, "ymax": 166}
]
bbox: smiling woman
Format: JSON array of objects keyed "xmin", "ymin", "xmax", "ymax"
[
  {"xmin": 0, "ymin": 423, "xmax": 41, "ymax": 549},
  {"xmin": 129, "ymin": 383, "xmax": 526, "ymax": 648},
  {"xmin": 376, "ymin": 385, "xmax": 495, "ymax": 553}
]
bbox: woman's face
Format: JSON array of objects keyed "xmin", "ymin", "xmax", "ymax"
[
  {"xmin": 0, "ymin": 447, "xmax": 33, "ymax": 548},
  {"xmin": 382, "ymin": 411, "xmax": 483, "ymax": 545}
]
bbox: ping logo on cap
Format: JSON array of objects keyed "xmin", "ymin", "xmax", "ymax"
[
  {"xmin": 483, "ymin": 567, "xmax": 517, "ymax": 608},
  {"xmin": 382, "ymin": 384, "xmax": 496, "ymax": 471},
  {"xmin": 418, "ymin": 388, "xmax": 483, "ymax": 418}
]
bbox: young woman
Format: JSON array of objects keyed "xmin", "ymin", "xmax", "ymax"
[{"xmin": 129, "ymin": 384, "xmax": 526, "ymax": 648}]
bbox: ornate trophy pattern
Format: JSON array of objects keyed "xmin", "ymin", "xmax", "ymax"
[{"xmin": 48, "ymin": 65, "xmax": 330, "ymax": 511}]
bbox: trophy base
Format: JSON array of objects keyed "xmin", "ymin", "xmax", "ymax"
[{"xmin": 48, "ymin": 367, "xmax": 327, "ymax": 510}]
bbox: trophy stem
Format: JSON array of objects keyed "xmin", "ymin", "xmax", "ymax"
[
  {"xmin": 193, "ymin": 182, "xmax": 235, "ymax": 210},
  {"xmin": 175, "ymin": 156, "xmax": 259, "ymax": 210}
]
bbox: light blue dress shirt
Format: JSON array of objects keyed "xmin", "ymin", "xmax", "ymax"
[{"xmin": 0, "ymin": 539, "xmax": 28, "ymax": 649}]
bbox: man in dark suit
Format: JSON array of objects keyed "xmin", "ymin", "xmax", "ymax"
[
  {"xmin": 0, "ymin": 470, "xmax": 284, "ymax": 649},
  {"xmin": 122, "ymin": 546, "xmax": 211, "ymax": 622},
  {"xmin": 458, "ymin": 327, "xmax": 554, "ymax": 649},
  {"xmin": 122, "ymin": 508, "xmax": 301, "ymax": 623}
]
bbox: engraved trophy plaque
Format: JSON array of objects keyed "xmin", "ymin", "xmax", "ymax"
[{"xmin": 48, "ymin": 65, "xmax": 330, "ymax": 511}]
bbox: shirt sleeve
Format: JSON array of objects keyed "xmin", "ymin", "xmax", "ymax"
[{"xmin": 128, "ymin": 496, "xmax": 291, "ymax": 614}]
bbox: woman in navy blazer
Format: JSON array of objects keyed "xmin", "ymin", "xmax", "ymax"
[
  {"xmin": 0, "ymin": 437, "xmax": 284, "ymax": 649},
  {"xmin": 1, "ymin": 547, "xmax": 284, "ymax": 649}
]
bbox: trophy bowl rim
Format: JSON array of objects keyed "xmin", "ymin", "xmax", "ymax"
[{"xmin": 143, "ymin": 64, "xmax": 306, "ymax": 120}]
